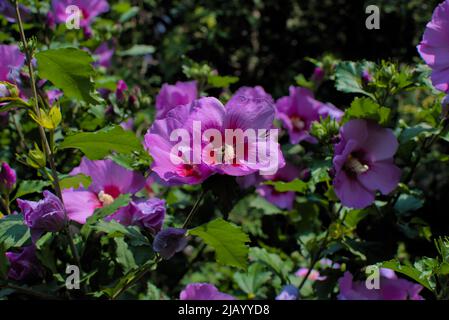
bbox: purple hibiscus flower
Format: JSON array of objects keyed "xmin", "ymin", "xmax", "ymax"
[
  {"xmin": 276, "ymin": 86, "xmax": 343, "ymax": 144},
  {"xmin": 180, "ymin": 283, "xmax": 236, "ymax": 300},
  {"xmin": 93, "ymin": 42, "xmax": 114, "ymax": 69},
  {"xmin": 332, "ymin": 119, "xmax": 401, "ymax": 209},
  {"xmin": 417, "ymin": 0, "xmax": 449, "ymax": 93},
  {"xmin": 62, "ymin": 158, "xmax": 145, "ymax": 224},
  {"xmin": 0, "ymin": 44, "xmax": 25, "ymax": 83},
  {"xmin": 108, "ymin": 198, "xmax": 166, "ymax": 234},
  {"xmin": 338, "ymin": 271, "xmax": 424, "ymax": 300},
  {"xmin": 145, "ymin": 94, "xmax": 283, "ymax": 185},
  {"xmin": 17, "ymin": 191, "xmax": 66, "ymax": 241},
  {"xmin": 276, "ymin": 285, "xmax": 299, "ymax": 300},
  {"xmin": 0, "ymin": 0, "xmax": 30, "ymax": 23},
  {"xmin": 115, "ymin": 80, "xmax": 128, "ymax": 101},
  {"xmin": 0, "ymin": 162, "xmax": 16, "ymax": 191},
  {"xmin": 6, "ymin": 246, "xmax": 42, "ymax": 281},
  {"xmin": 153, "ymin": 227, "xmax": 188, "ymax": 259},
  {"xmin": 50, "ymin": 0, "xmax": 109, "ymax": 35},
  {"xmin": 155, "ymin": 81, "xmax": 198, "ymax": 119},
  {"xmin": 256, "ymin": 164, "xmax": 301, "ymax": 210}
]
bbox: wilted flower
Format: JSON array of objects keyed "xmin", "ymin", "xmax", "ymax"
[
  {"xmin": 295, "ymin": 267, "xmax": 327, "ymax": 281},
  {"xmin": 180, "ymin": 283, "xmax": 235, "ymax": 300},
  {"xmin": 276, "ymin": 86, "xmax": 343, "ymax": 144},
  {"xmin": 6, "ymin": 246, "xmax": 42, "ymax": 281},
  {"xmin": 417, "ymin": 0, "xmax": 449, "ymax": 92},
  {"xmin": 108, "ymin": 198, "xmax": 166, "ymax": 234},
  {"xmin": 337, "ymin": 271, "xmax": 424, "ymax": 300},
  {"xmin": 17, "ymin": 191, "xmax": 66, "ymax": 241},
  {"xmin": 0, "ymin": 45, "xmax": 25, "ymax": 83},
  {"xmin": 62, "ymin": 158, "xmax": 145, "ymax": 224},
  {"xmin": 93, "ymin": 42, "xmax": 114, "ymax": 68},
  {"xmin": 153, "ymin": 227, "xmax": 188, "ymax": 259},
  {"xmin": 155, "ymin": 81, "xmax": 198, "ymax": 119},
  {"xmin": 332, "ymin": 119, "xmax": 401, "ymax": 209},
  {"xmin": 0, "ymin": 162, "xmax": 16, "ymax": 191},
  {"xmin": 276, "ymin": 285, "xmax": 299, "ymax": 300},
  {"xmin": 50, "ymin": 0, "xmax": 109, "ymax": 35}
]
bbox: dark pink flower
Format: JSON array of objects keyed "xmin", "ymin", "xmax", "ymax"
[
  {"xmin": 62, "ymin": 158, "xmax": 145, "ymax": 224},
  {"xmin": 417, "ymin": 0, "xmax": 449, "ymax": 92},
  {"xmin": 276, "ymin": 86, "xmax": 343, "ymax": 144},
  {"xmin": 180, "ymin": 283, "xmax": 235, "ymax": 300},
  {"xmin": 6, "ymin": 246, "xmax": 42, "ymax": 281},
  {"xmin": 0, "ymin": 45, "xmax": 25, "ymax": 83},
  {"xmin": 155, "ymin": 81, "xmax": 198, "ymax": 119},
  {"xmin": 115, "ymin": 80, "xmax": 128, "ymax": 101},
  {"xmin": 338, "ymin": 271, "xmax": 424, "ymax": 300},
  {"xmin": 0, "ymin": 162, "xmax": 16, "ymax": 191},
  {"xmin": 333, "ymin": 119, "xmax": 401, "ymax": 209}
]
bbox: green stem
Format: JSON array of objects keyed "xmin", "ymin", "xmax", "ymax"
[
  {"xmin": 14, "ymin": 0, "xmax": 83, "ymax": 284},
  {"xmin": 0, "ymin": 283, "xmax": 60, "ymax": 300},
  {"xmin": 182, "ymin": 189, "xmax": 207, "ymax": 229}
]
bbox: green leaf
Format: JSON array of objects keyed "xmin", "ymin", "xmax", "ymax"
[
  {"xmin": 399, "ymin": 124, "xmax": 435, "ymax": 144},
  {"xmin": 114, "ymin": 238, "xmax": 137, "ymax": 272},
  {"xmin": 264, "ymin": 179, "xmax": 308, "ymax": 193},
  {"xmin": 394, "ymin": 194, "xmax": 424, "ymax": 215},
  {"xmin": 59, "ymin": 174, "xmax": 92, "ymax": 190},
  {"xmin": 344, "ymin": 209, "xmax": 370, "ymax": 228},
  {"xmin": 35, "ymin": 233, "xmax": 57, "ymax": 273},
  {"xmin": 343, "ymin": 97, "xmax": 391, "ymax": 125},
  {"xmin": 13, "ymin": 180, "xmax": 52, "ymax": 200},
  {"xmin": 335, "ymin": 61, "xmax": 375, "ymax": 99},
  {"xmin": 233, "ymin": 264, "xmax": 271, "ymax": 298},
  {"xmin": 189, "ymin": 218, "xmax": 250, "ymax": 270},
  {"xmin": 36, "ymin": 48, "xmax": 98, "ymax": 104},
  {"xmin": 86, "ymin": 194, "xmax": 131, "ymax": 224},
  {"xmin": 0, "ymin": 214, "xmax": 30, "ymax": 250},
  {"xmin": 92, "ymin": 220, "xmax": 150, "ymax": 247},
  {"xmin": 380, "ymin": 259, "xmax": 433, "ymax": 291},
  {"xmin": 59, "ymin": 125, "xmax": 144, "ymax": 160},
  {"xmin": 117, "ymin": 45, "xmax": 155, "ymax": 56},
  {"xmin": 249, "ymin": 247, "xmax": 292, "ymax": 279},
  {"xmin": 208, "ymin": 75, "xmax": 239, "ymax": 88}
]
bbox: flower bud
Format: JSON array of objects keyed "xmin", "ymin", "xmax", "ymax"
[
  {"xmin": 0, "ymin": 162, "xmax": 16, "ymax": 192},
  {"xmin": 153, "ymin": 227, "xmax": 188, "ymax": 259}
]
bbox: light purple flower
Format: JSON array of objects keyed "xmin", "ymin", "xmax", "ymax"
[
  {"xmin": 115, "ymin": 80, "xmax": 128, "ymax": 101},
  {"xmin": 276, "ymin": 285, "xmax": 299, "ymax": 300},
  {"xmin": 0, "ymin": 0, "xmax": 30, "ymax": 23},
  {"xmin": 17, "ymin": 191, "xmax": 66, "ymax": 241},
  {"xmin": 256, "ymin": 163, "xmax": 300, "ymax": 210},
  {"xmin": 417, "ymin": 0, "xmax": 449, "ymax": 93},
  {"xmin": 295, "ymin": 268, "xmax": 327, "ymax": 281},
  {"xmin": 0, "ymin": 162, "xmax": 16, "ymax": 191},
  {"xmin": 6, "ymin": 246, "xmax": 42, "ymax": 281},
  {"xmin": 338, "ymin": 271, "xmax": 424, "ymax": 300},
  {"xmin": 51, "ymin": 0, "xmax": 109, "ymax": 29},
  {"xmin": 108, "ymin": 198, "xmax": 165, "ymax": 234},
  {"xmin": 333, "ymin": 119, "xmax": 401, "ymax": 209},
  {"xmin": 62, "ymin": 158, "xmax": 145, "ymax": 224},
  {"xmin": 226, "ymin": 85, "xmax": 273, "ymax": 106},
  {"xmin": 276, "ymin": 86, "xmax": 343, "ymax": 144},
  {"xmin": 155, "ymin": 81, "xmax": 198, "ymax": 119},
  {"xmin": 46, "ymin": 89, "xmax": 63, "ymax": 105},
  {"xmin": 0, "ymin": 45, "xmax": 25, "ymax": 83},
  {"xmin": 361, "ymin": 70, "xmax": 373, "ymax": 84},
  {"xmin": 180, "ymin": 283, "xmax": 236, "ymax": 300},
  {"xmin": 93, "ymin": 42, "xmax": 114, "ymax": 68},
  {"xmin": 145, "ymin": 94, "xmax": 282, "ymax": 185},
  {"xmin": 120, "ymin": 118, "xmax": 134, "ymax": 131},
  {"xmin": 153, "ymin": 227, "xmax": 188, "ymax": 259}
]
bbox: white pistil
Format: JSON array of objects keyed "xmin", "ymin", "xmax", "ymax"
[
  {"xmin": 98, "ymin": 191, "xmax": 114, "ymax": 206},
  {"xmin": 345, "ymin": 156, "xmax": 369, "ymax": 174},
  {"xmin": 291, "ymin": 116, "xmax": 305, "ymax": 130}
]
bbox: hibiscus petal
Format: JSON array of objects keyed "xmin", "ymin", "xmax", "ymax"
[
  {"xmin": 62, "ymin": 190, "xmax": 101, "ymax": 224},
  {"xmin": 357, "ymin": 160, "xmax": 401, "ymax": 195}
]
